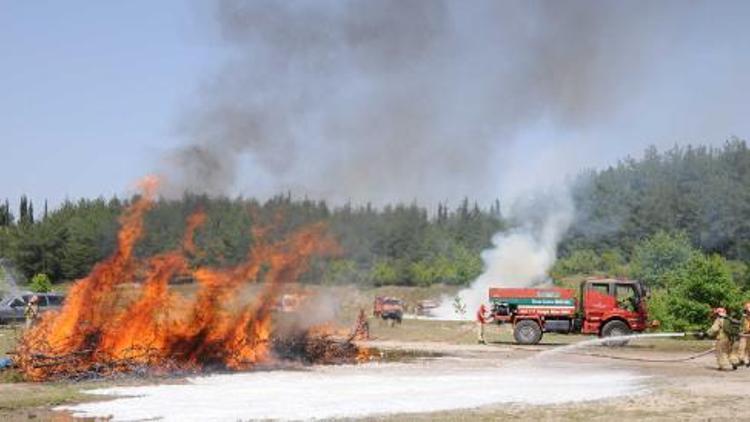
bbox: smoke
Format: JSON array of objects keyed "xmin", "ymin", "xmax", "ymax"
[
  {"xmin": 159, "ymin": 0, "xmax": 750, "ymax": 204},
  {"xmin": 274, "ymin": 291, "xmax": 343, "ymax": 337},
  {"xmin": 156, "ymin": 1, "xmax": 749, "ymax": 315},
  {"xmin": 434, "ymin": 191, "xmax": 574, "ymax": 319},
  {"xmin": 0, "ymin": 258, "xmax": 22, "ymax": 297}
]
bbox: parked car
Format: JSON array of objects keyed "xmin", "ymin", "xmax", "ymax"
[{"xmin": 0, "ymin": 292, "xmax": 65, "ymax": 324}]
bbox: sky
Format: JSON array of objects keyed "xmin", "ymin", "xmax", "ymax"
[
  {"xmin": 0, "ymin": 1, "xmax": 220, "ymax": 207},
  {"xmin": 2, "ymin": 1, "xmax": 750, "ymax": 212}
]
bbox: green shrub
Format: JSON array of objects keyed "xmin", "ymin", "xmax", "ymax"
[
  {"xmin": 646, "ymin": 288, "xmax": 679, "ymax": 330},
  {"xmin": 408, "ymin": 261, "xmax": 435, "ymax": 287},
  {"xmin": 630, "ymin": 231, "xmax": 697, "ymax": 288},
  {"xmin": 550, "ymin": 249, "xmax": 601, "ymax": 277},
  {"xmin": 29, "ymin": 273, "xmax": 52, "ymax": 293},
  {"xmin": 450, "ymin": 245, "xmax": 483, "ymax": 285},
  {"xmin": 647, "ymin": 253, "xmax": 741, "ymax": 331},
  {"xmin": 726, "ymin": 260, "xmax": 750, "ymax": 290},
  {"xmin": 370, "ymin": 260, "xmax": 400, "ymax": 286},
  {"xmin": 600, "ymin": 249, "xmax": 628, "ymax": 277},
  {"xmin": 322, "ymin": 259, "xmax": 364, "ymax": 285}
]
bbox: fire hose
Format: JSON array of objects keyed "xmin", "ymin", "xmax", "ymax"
[
  {"xmin": 549, "ymin": 331, "xmax": 717, "ymax": 363},
  {"xmin": 560, "ymin": 347, "xmax": 716, "ymax": 363}
]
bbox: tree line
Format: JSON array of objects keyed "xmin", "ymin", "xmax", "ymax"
[{"xmin": 0, "ymin": 193, "xmax": 503, "ymax": 287}]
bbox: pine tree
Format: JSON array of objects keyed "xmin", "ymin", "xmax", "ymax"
[
  {"xmin": 19, "ymin": 195, "xmax": 28, "ymax": 225},
  {"xmin": 0, "ymin": 199, "xmax": 8, "ymax": 226}
]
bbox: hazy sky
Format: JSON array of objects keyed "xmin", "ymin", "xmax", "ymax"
[{"xmin": 2, "ymin": 1, "xmax": 749, "ymax": 211}]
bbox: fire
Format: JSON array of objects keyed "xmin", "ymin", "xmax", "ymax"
[{"xmin": 14, "ymin": 177, "xmax": 353, "ymax": 381}]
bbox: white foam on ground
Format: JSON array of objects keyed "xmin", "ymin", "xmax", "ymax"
[{"xmin": 60, "ymin": 363, "xmax": 645, "ymax": 421}]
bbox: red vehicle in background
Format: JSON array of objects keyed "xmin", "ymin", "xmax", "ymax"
[
  {"xmin": 490, "ymin": 278, "xmax": 650, "ymax": 344},
  {"xmin": 373, "ymin": 296, "xmax": 404, "ymax": 325}
]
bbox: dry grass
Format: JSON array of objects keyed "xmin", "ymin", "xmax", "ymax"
[
  {"xmin": 0, "ymin": 326, "xmax": 20, "ymax": 356},
  {"xmin": 0, "ymin": 382, "xmax": 92, "ymax": 412}
]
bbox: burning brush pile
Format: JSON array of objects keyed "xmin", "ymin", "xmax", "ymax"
[{"xmin": 14, "ymin": 177, "xmax": 367, "ymax": 381}]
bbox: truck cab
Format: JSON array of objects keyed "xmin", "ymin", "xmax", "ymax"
[{"xmin": 579, "ymin": 278, "xmax": 649, "ymax": 337}]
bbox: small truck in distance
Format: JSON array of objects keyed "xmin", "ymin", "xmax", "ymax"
[
  {"xmin": 489, "ymin": 278, "xmax": 650, "ymax": 344},
  {"xmin": 373, "ymin": 296, "xmax": 405, "ymax": 326}
]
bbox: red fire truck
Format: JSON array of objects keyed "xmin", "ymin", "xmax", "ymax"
[{"xmin": 490, "ymin": 278, "xmax": 650, "ymax": 344}]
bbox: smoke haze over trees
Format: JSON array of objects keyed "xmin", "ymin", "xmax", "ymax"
[
  {"xmin": 2, "ymin": 141, "xmax": 750, "ymax": 292},
  {"xmin": 564, "ymin": 138, "xmax": 750, "ymax": 262}
]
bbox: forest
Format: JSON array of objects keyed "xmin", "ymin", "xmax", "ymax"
[
  {"xmin": 2, "ymin": 139, "xmax": 750, "ymax": 328},
  {"xmin": 0, "ymin": 190, "xmax": 502, "ymax": 288}
]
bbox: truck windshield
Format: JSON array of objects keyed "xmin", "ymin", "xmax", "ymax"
[
  {"xmin": 590, "ymin": 283, "xmax": 609, "ymax": 295},
  {"xmin": 615, "ymin": 284, "xmax": 638, "ymax": 311}
]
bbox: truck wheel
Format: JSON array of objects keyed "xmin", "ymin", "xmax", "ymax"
[
  {"xmin": 601, "ymin": 320, "xmax": 631, "ymax": 347},
  {"xmin": 514, "ymin": 320, "xmax": 543, "ymax": 345}
]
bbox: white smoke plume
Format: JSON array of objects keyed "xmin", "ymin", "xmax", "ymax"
[{"xmin": 434, "ymin": 191, "xmax": 574, "ymax": 320}]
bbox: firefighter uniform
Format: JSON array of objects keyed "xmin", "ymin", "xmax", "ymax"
[
  {"xmin": 706, "ymin": 310, "xmax": 736, "ymax": 371},
  {"xmin": 352, "ymin": 309, "xmax": 370, "ymax": 340},
  {"xmin": 738, "ymin": 305, "xmax": 750, "ymax": 367},
  {"xmin": 476, "ymin": 304, "xmax": 490, "ymax": 344},
  {"xmin": 24, "ymin": 296, "xmax": 39, "ymax": 329}
]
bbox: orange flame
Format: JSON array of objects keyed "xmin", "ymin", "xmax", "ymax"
[
  {"xmin": 183, "ymin": 210, "xmax": 207, "ymax": 256},
  {"xmin": 15, "ymin": 179, "xmax": 342, "ymax": 380}
]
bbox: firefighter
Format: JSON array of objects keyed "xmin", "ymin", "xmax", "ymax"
[
  {"xmin": 704, "ymin": 307, "xmax": 737, "ymax": 371},
  {"xmin": 738, "ymin": 302, "xmax": 750, "ymax": 367},
  {"xmin": 476, "ymin": 303, "xmax": 492, "ymax": 344},
  {"xmin": 24, "ymin": 295, "xmax": 40, "ymax": 329},
  {"xmin": 352, "ymin": 308, "xmax": 370, "ymax": 340}
]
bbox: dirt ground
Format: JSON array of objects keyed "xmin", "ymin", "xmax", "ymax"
[
  {"xmin": 1, "ymin": 287, "xmax": 749, "ymax": 421},
  {"xmin": 362, "ymin": 337, "xmax": 750, "ymax": 421}
]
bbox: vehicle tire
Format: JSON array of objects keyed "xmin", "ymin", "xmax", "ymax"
[
  {"xmin": 601, "ymin": 320, "xmax": 631, "ymax": 347},
  {"xmin": 514, "ymin": 320, "xmax": 543, "ymax": 345}
]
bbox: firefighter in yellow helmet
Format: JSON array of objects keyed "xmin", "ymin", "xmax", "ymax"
[
  {"xmin": 704, "ymin": 307, "xmax": 737, "ymax": 371},
  {"xmin": 737, "ymin": 302, "xmax": 750, "ymax": 367}
]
